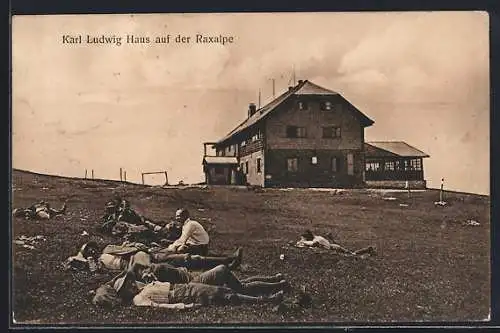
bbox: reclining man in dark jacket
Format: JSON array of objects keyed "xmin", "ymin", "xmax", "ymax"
[
  {"xmin": 128, "ymin": 251, "xmax": 289, "ymax": 296},
  {"xmin": 93, "ymin": 264, "xmax": 286, "ymax": 309},
  {"xmin": 63, "ymin": 241, "xmax": 243, "ymax": 272}
]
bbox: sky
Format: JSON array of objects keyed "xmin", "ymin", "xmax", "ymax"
[{"xmin": 12, "ymin": 11, "xmax": 490, "ymax": 194}]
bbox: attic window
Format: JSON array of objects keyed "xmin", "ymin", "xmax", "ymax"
[
  {"xmin": 298, "ymin": 101, "xmax": 309, "ymax": 111},
  {"xmin": 320, "ymin": 101, "xmax": 333, "ymax": 111}
]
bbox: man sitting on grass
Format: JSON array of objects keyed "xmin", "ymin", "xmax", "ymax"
[
  {"xmin": 296, "ymin": 230, "xmax": 376, "ymax": 256},
  {"xmin": 166, "ymin": 208, "xmax": 210, "ymax": 255},
  {"xmin": 13, "ymin": 200, "xmax": 67, "ymax": 220},
  {"xmin": 92, "ymin": 265, "xmax": 285, "ymax": 309}
]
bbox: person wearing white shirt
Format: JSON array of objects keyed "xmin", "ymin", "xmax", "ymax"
[
  {"xmin": 168, "ymin": 208, "xmax": 210, "ymax": 255},
  {"xmin": 296, "ymin": 230, "xmax": 376, "ymax": 256},
  {"xmin": 93, "ymin": 268, "xmax": 285, "ymax": 309}
]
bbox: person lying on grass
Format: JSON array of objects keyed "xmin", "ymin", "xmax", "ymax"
[
  {"xmin": 296, "ymin": 230, "xmax": 376, "ymax": 256},
  {"xmin": 92, "ymin": 265, "xmax": 285, "ymax": 309},
  {"xmin": 63, "ymin": 241, "xmax": 243, "ymax": 272},
  {"xmin": 127, "ymin": 251, "xmax": 289, "ymax": 295},
  {"xmin": 12, "ymin": 200, "xmax": 67, "ymax": 220},
  {"xmin": 100, "ymin": 196, "xmax": 182, "ymax": 238}
]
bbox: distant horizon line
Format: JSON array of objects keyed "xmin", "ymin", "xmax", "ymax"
[{"xmin": 10, "ymin": 167, "xmax": 490, "ymax": 197}]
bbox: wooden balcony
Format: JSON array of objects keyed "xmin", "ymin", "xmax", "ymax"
[{"xmin": 239, "ymin": 139, "xmax": 263, "ymax": 156}]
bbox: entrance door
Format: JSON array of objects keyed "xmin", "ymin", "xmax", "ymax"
[{"xmin": 347, "ymin": 153, "xmax": 354, "ymax": 176}]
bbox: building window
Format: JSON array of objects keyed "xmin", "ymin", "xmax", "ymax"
[
  {"xmin": 245, "ymin": 161, "xmax": 249, "ymax": 174},
  {"xmin": 322, "ymin": 126, "xmax": 341, "ymax": 139},
  {"xmin": 384, "ymin": 161, "xmax": 395, "ymax": 171},
  {"xmin": 228, "ymin": 145, "xmax": 232, "ymax": 152},
  {"xmin": 320, "ymin": 101, "xmax": 333, "ymax": 111},
  {"xmin": 410, "ymin": 159, "xmax": 422, "ymax": 171},
  {"xmin": 366, "ymin": 162, "xmax": 380, "ymax": 171},
  {"xmin": 241, "ymin": 140, "xmax": 246, "ymax": 147},
  {"xmin": 287, "ymin": 158, "xmax": 298, "ymax": 172},
  {"xmin": 331, "ymin": 157, "xmax": 338, "ymax": 172},
  {"xmin": 311, "ymin": 156, "xmax": 318, "ymax": 165},
  {"xmin": 286, "ymin": 126, "xmax": 307, "ymax": 138},
  {"xmin": 257, "ymin": 158, "xmax": 262, "ymax": 173},
  {"xmin": 298, "ymin": 101, "xmax": 309, "ymax": 110}
]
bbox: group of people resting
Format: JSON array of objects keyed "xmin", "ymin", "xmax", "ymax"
[
  {"xmin": 62, "ymin": 205, "xmax": 289, "ymax": 309},
  {"xmin": 18, "ymin": 196, "xmax": 376, "ymax": 311},
  {"xmin": 99, "ymin": 197, "xmax": 188, "ymax": 245},
  {"xmin": 92, "ymin": 251, "xmax": 287, "ymax": 309}
]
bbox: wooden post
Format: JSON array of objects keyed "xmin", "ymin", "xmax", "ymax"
[
  {"xmin": 85, "ymin": 169, "xmax": 87, "ymax": 179},
  {"xmin": 124, "ymin": 171, "xmax": 127, "ymax": 182},
  {"xmin": 440, "ymin": 178, "xmax": 444, "ymax": 202},
  {"xmin": 142, "ymin": 173, "xmax": 145, "ymax": 185},
  {"xmin": 91, "ymin": 169, "xmax": 94, "ymax": 179},
  {"xmin": 164, "ymin": 171, "xmax": 169, "ymax": 185},
  {"xmin": 120, "ymin": 168, "xmax": 123, "ymax": 181}
]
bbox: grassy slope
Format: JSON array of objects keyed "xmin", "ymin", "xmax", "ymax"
[{"xmin": 11, "ymin": 170, "xmax": 490, "ymax": 324}]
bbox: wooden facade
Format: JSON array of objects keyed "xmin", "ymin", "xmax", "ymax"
[
  {"xmin": 202, "ymin": 80, "xmax": 375, "ymax": 188},
  {"xmin": 364, "ymin": 142, "xmax": 430, "ymax": 188}
]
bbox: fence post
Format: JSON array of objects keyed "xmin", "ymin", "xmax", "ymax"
[
  {"xmin": 92, "ymin": 169, "xmax": 94, "ymax": 179},
  {"xmin": 85, "ymin": 169, "xmax": 87, "ymax": 179},
  {"xmin": 120, "ymin": 168, "xmax": 123, "ymax": 182},
  {"xmin": 124, "ymin": 171, "xmax": 127, "ymax": 182},
  {"xmin": 142, "ymin": 173, "xmax": 145, "ymax": 185},
  {"xmin": 440, "ymin": 178, "xmax": 444, "ymax": 202},
  {"xmin": 164, "ymin": 171, "xmax": 169, "ymax": 186}
]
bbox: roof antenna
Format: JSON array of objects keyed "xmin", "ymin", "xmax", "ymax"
[{"xmin": 293, "ymin": 64, "xmax": 296, "ymax": 86}]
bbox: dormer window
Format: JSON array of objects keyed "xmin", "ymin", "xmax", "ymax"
[
  {"xmin": 320, "ymin": 101, "xmax": 333, "ymax": 111},
  {"xmin": 298, "ymin": 101, "xmax": 309, "ymax": 111}
]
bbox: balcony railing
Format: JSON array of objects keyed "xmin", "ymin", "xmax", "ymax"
[{"xmin": 239, "ymin": 139, "xmax": 263, "ymax": 156}]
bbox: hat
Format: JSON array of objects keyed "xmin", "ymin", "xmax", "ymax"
[{"xmin": 80, "ymin": 241, "xmax": 99, "ymax": 257}]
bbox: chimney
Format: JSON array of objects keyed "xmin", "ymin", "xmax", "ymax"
[
  {"xmin": 248, "ymin": 103, "xmax": 257, "ymax": 117},
  {"xmin": 288, "ymin": 86, "xmax": 294, "ymax": 91},
  {"xmin": 298, "ymin": 79, "xmax": 304, "ymax": 84}
]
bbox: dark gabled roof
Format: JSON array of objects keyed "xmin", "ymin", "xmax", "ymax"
[
  {"xmin": 365, "ymin": 141, "xmax": 430, "ymax": 158},
  {"xmin": 215, "ymin": 80, "xmax": 374, "ymax": 146}
]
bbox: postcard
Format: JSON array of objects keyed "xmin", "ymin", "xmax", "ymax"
[{"xmin": 11, "ymin": 11, "xmax": 490, "ymax": 325}]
